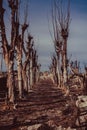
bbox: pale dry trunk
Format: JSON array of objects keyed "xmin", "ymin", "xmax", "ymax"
[
  {"xmin": 56, "ymin": 56, "xmax": 61, "ymax": 87},
  {"xmin": 7, "ymin": 61, "xmax": 14, "ymax": 103},
  {"xmin": 36, "ymin": 68, "xmax": 39, "ymax": 83},
  {"xmin": 22, "ymin": 70, "xmax": 28, "ymax": 92},
  {"xmin": 52, "ymin": 67, "xmax": 57, "ymax": 84},
  {"xmin": 63, "ymin": 39, "xmax": 68, "ymax": 84},
  {"xmin": 0, "ymin": 54, "xmax": 3, "ymax": 72},
  {"xmin": 16, "ymin": 54, "xmax": 22, "ymax": 98},
  {"xmin": 30, "ymin": 59, "xmax": 33, "ymax": 89},
  {"xmin": 63, "ymin": 54, "xmax": 67, "ymax": 83},
  {"xmin": 25, "ymin": 64, "xmax": 31, "ymax": 92},
  {"xmin": 33, "ymin": 67, "xmax": 36, "ymax": 84},
  {"xmin": 53, "ymin": 68, "xmax": 56, "ymax": 83},
  {"xmin": 4, "ymin": 52, "xmax": 14, "ymax": 103},
  {"xmin": 27, "ymin": 66, "xmax": 31, "ymax": 92}
]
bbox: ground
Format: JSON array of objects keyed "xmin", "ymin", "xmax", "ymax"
[{"xmin": 0, "ymin": 77, "xmax": 80, "ymax": 130}]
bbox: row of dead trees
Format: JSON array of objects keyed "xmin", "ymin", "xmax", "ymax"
[
  {"xmin": 49, "ymin": 0, "xmax": 70, "ymax": 88},
  {"xmin": 0, "ymin": 0, "xmax": 40, "ymax": 103},
  {"xmin": 49, "ymin": 0, "xmax": 87, "ymax": 94}
]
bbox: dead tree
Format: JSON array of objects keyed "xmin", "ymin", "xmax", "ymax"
[
  {"xmin": 28, "ymin": 40, "xmax": 34, "ymax": 89},
  {"xmin": 0, "ymin": 0, "xmax": 30, "ymax": 100},
  {"xmin": 51, "ymin": 54, "xmax": 58, "ymax": 84},
  {"xmin": 29, "ymin": 44, "xmax": 40, "ymax": 88},
  {"xmin": 0, "ymin": 0, "xmax": 40, "ymax": 101},
  {"xmin": 14, "ymin": 0, "xmax": 29, "ymax": 98},
  {"xmin": 15, "ymin": 24, "xmax": 28, "ymax": 98},
  {"xmin": 58, "ymin": 0, "xmax": 70, "ymax": 84},
  {"xmin": 15, "ymin": 35, "xmax": 23, "ymax": 98},
  {"xmin": 0, "ymin": 0, "xmax": 20, "ymax": 103},
  {"xmin": 22, "ymin": 35, "xmax": 35, "ymax": 90},
  {"xmin": 51, "ymin": 0, "xmax": 70, "ymax": 88},
  {"xmin": 32, "ymin": 49, "xmax": 38, "ymax": 84},
  {"xmin": 0, "ymin": 52, "xmax": 3, "ymax": 72},
  {"xmin": 22, "ymin": 34, "xmax": 33, "ymax": 92},
  {"xmin": 36, "ymin": 63, "xmax": 41, "ymax": 83},
  {"xmin": 51, "ymin": 1, "xmax": 62, "ymax": 87}
]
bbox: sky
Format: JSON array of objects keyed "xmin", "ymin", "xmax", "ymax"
[
  {"xmin": 29, "ymin": 0, "xmax": 87, "ymax": 71},
  {"xmin": 1, "ymin": 0, "xmax": 87, "ymax": 72}
]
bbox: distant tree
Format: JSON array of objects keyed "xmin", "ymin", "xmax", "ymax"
[
  {"xmin": 51, "ymin": 0, "xmax": 70, "ymax": 88},
  {"xmin": 22, "ymin": 34, "xmax": 33, "ymax": 92},
  {"xmin": 50, "ymin": 54, "xmax": 58, "ymax": 84}
]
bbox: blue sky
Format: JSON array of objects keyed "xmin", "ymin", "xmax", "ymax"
[
  {"xmin": 29, "ymin": 0, "xmax": 87, "ymax": 71},
  {"xmin": 2, "ymin": 0, "xmax": 87, "ymax": 72}
]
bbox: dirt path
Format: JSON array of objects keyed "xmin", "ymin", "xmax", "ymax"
[{"xmin": 0, "ymin": 79, "xmax": 78, "ymax": 129}]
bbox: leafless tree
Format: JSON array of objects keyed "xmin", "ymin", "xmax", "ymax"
[
  {"xmin": 58, "ymin": 0, "xmax": 70, "ymax": 84},
  {"xmin": 0, "ymin": 0, "xmax": 20, "ymax": 102},
  {"xmin": 0, "ymin": 0, "xmax": 40, "ymax": 101},
  {"xmin": 22, "ymin": 33, "xmax": 33, "ymax": 92},
  {"xmin": 29, "ymin": 42, "xmax": 39, "ymax": 88},
  {"xmin": 15, "ymin": 0, "xmax": 28, "ymax": 98},
  {"xmin": 51, "ymin": 1, "xmax": 62, "ymax": 87},
  {"xmin": 51, "ymin": 0, "xmax": 70, "ymax": 88},
  {"xmin": 50, "ymin": 54, "xmax": 58, "ymax": 84}
]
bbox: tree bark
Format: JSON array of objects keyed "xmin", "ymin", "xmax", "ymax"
[
  {"xmin": 36, "ymin": 67, "xmax": 39, "ymax": 83},
  {"xmin": 0, "ymin": 0, "xmax": 15, "ymax": 103},
  {"xmin": 56, "ymin": 55, "xmax": 61, "ymax": 87},
  {"xmin": 27, "ymin": 64, "xmax": 31, "ymax": 92},
  {"xmin": 7, "ymin": 61, "xmax": 14, "ymax": 102},
  {"xmin": 22, "ymin": 55, "xmax": 29, "ymax": 92},
  {"xmin": 30, "ymin": 58, "xmax": 33, "ymax": 89},
  {"xmin": 63, "ymin": 38, "xmax": 68, "ymax": 84},
  {"xmin": 16, "ymin": 52, "xmax": 23, "ymax": 98}
]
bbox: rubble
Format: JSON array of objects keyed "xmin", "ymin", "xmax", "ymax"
[{"xmin": 75, "ymin": 95, "xmax": 87, "ymax": 128}]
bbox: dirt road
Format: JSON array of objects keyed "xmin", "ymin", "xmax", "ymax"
[{"xmin": 0, "ymin": 79, "xmax": 77, "ymax": 129}]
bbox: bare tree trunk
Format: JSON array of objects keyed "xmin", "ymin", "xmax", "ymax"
[
  {"xmin": 63, "ymin": 39, "xmax": 68, "ymax": 84},
  {"xmin": 27, "ymin": 64, "xmax": 31, "ymax": 91},
  {"xmin": 30, "ymin": 58, "xmax": 33, "ymax": 89},
  {"xmin": 7, "ymin": 61, "xmax": 14, "ymax": 102},
  {"xmin": 4, "ymin": 53, "xmax": 15, "ymax": 103},
  {"xmin": 51, "ymin": 0, "xmax": 70, "ymax": 88},
  {"xmin": 16, "ymin": 53, "xmax": 23, "ymax": 98},
  {"xmin": 0, "ymin": 0, "xmax": 15, "ymax": 103},
  {"xmin": 22, "ymin": 34, "xmax": 33, "ymax": 92},
  {"xmin": 0, "ymin": 53, "xmax": 3, "ymax": 72},
  {"xmin": 22, "ymin": 55, "xmax": 29, "ymax": 92},
  {"xmin": 36, "ymin": 67, "xmax": 39, "ymax": 83},
  {"xmin": 22, "ymin": 70, "xmax": 28, "ymax": 91},
  {"xmin": 33, "ymin": 67, "xmax": 36, "ymax": 84},
  {"xmin": 56, "ymin": 56, "xmax": 61, "ymax": 87},
  {"xmin": 53, "ymin": 67, "xmax": 57, "ymax": 83}
]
